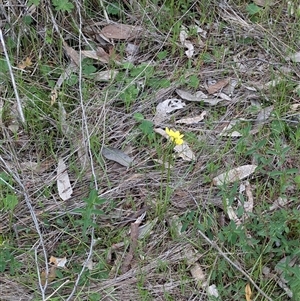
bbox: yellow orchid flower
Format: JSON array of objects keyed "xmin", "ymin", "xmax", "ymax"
[{"xmin": 165, "ymin": 127, "xmax": 184, "ymax": 145}]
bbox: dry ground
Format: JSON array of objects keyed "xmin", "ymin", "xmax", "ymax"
[{"xmin": 1, "ymin": 1, "xmax": 300, "ymax": 300}]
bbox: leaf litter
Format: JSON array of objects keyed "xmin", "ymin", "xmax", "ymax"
[{"xmin": 3, "ymin": 2, "xmax": 300, "ymax": 300}]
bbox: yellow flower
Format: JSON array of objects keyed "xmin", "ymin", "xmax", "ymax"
[{"xmin": 165, "ymin": 127, "xmax": 184, "ymax": 145}]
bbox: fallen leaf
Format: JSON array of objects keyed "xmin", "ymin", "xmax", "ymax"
[
  {"xmin": 179, "ymin": 28, "xmax": 194, "ymax": 58},
  {"xmin": 94, "ymin": 70, "xmax": 119, "ymax": 81},
  {"xmin": 291, "ymin": 103, "xmax": 300, "ymax": 111},
  {"xmin": 17, "ymin": 57, "xmax": 33, "ymax": 69},
  {"xmin": 121, "ymin": 213, "xmax": 144, "ymax": 273},
  {"xmin": 154, "ymin": 128, "xmax": 195, "ymax": 161},
  {"xmin": 214, "ymin": 91, "xmax": 231, "ymax": 101},
  {"xmin": 244, "ymin": 181, "xmax": 254, "ymax": 214},
  {"xmin": 222, "ymin": 78, "xmax": 238, "ymax": 96},
  {"xmin": 226, "ymin": 202, "xmax": 242, "ymax": 226},
  {"xmin": 154, "ymin": 98, "xmax": 186, "ymax": 124},
  {"xmin": 269, "ymin": 197, "xmax": 289, "ymax": 211},
  {"xmin": 50, "ymin": 88, "xmax": 58, "ymax": 105},
  {"xmin": 126, "ymin": 43, "xmax": 139, "ymax": 56},
  {"xmin": 190, "ymin": 263, "xmax": 206, "ymax": 287},
  {"xmin": 285, "ymin": 51, "xmax": 300, "ymax": 63},
  {"xmin": 82, "ymin": 47, "xmax": 111, "ymax": 64},
  {"xmin": 57, "ymin": 158, "xmax": 73, "ymax": 201},
  {"xmin": 176, "ymin": 89, "xmax": 207, "ymax": 101},
  {"xmin": 206, "ymin": 78, "xmax": 230, "ymax": 94},
  {"xmin": 213, "ymin": 165, "xmax": 257, "ymax": 186},
  {"xmin": 174, "ymin": 142, "xmax": 196, "ymax": 161},
  {"xmin": 41, "ymin": 266, "xmax": 57, "ymax": 285},
  {"xmin": 176, "ymin": 111, "xmax": 207, "ymax": 124},
  {"xmin": 49, "ymin": 256, "xmax": 67, "ymax": 268},
  {"xmin": 176, "ymin": 89, "xmax": 224, "ymax": 105},
  {"xmin": 217, "ymin": 120, "xmax": 242, "ymax": 137},
  {"xmin": 63, "ymin": 41, "xmax": 80, "ymax": 66},
  {"xmin": 207, "ymin": 284, "xmax": 219, "ymax": 297},
  {"xmin": 138, "ymin": 217, "xmax": 158, "ymax": 239},
  {"xmin": 102, "ymin": 147, "xmax": 134, "ymax": 167},
  {"xmin": 101, "ymin": 23, "xmax": 142, "ymax": 40},
  {"xmin": 255, "ymin": 105, "xmax": 274, "ymax": 124},
  {"xmin": 245, "ymin": 283, "xmax": 252, "ymax": 301},
  {"xmin": 84, "ymin": 259, "xmax": 94, "ymax": 271}
]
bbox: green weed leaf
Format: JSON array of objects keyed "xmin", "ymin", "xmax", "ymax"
[
  {"xmin": 139, "ymin": 120, "xmax": 154, "ymax": 135},
  {"xmin": 4, "ymin": 195, "xmax": 18, "ymax": 212},
  {"xmin": 133, "ymin": 112, "xmax": 144, "ymax": 122},
  {"xmin": 246, "ymin": 3, "xmax": 261, "ymax": 15},
  {"xmin": 52, "ymin": 0, "xmax": 74, "ymax": 12}
]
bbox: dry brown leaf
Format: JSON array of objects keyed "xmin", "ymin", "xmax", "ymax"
[
  {"xmin": 121, "ymin": 214, "xmax": 144, "ymax": 273},
  {"xmin": 57, "ymin": 158, "xmax": 73, "ymax": 201},
  {"xmin": 206, "ymin": 78, "xmax": 230, "ymax": 94},
  {"xmin": 63, "ymin": 41, "xmax": 80, "ymax": 66},
  {"xmin": 41, "ymin": 266, "xmax": 57, "ymax": 285},
  {"xmin": 101, "ymin": 23, "xmax": 142, "ymax": 40},
  {"xmin": 176, "ymin": 111, "xmax": 207, "ymax": 124},
  {"xmin": 244, "ymin": 181, "xmax": 254, "ymax": 214},
  {"xmin": 50, "ymin": 88, "xmax": 58, "ymax": 106},
  {"xmin": 49, "ymin": 256, "xmax": 67, "ymax": 268},
  {"xmin": 82, "ymin": 47, "xmax": 111, "ymax": 64},
  {"xmin": 213, "ymin": 165, "xmax": 257, "ymax": 186},
  {"xmin": 245, "ymin": 283, "xmax": 252, "ymax": 301},
  {"xmin": 17, "ymin": 57, "xmax": 32, "ymax": 69}
]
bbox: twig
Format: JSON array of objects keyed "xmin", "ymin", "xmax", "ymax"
[
  {"xmin": 0, "ymin": 28, "xmax": 25, "ymax": 124},
  {"xmin": 197, "ymin": 229, "xmax": 274, "ymax": 301},
  {"xmin": 44, "ymin": 280, "xmax": 70, "ymax": 301},
  {"xmin": 65, "ymin": 1, "xmax": 99, "ymax": 299}
]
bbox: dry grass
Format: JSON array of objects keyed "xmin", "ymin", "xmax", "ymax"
[{"xmin": 1, "ymin": 1, "xmax": 300, "ymax": 300}]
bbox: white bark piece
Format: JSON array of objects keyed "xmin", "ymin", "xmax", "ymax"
[
  {"xmin": 57, "ymin": 158, "xmax": 73, "ymax": 201},
  {"xmin": 213, "ymin": 165, "xmax": 257, "ymax": 186}
]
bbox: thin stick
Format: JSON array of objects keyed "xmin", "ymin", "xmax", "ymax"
[
  {"xmin": 45, "ymin": 280, "xmax": 70, "ymax": 301},
  {"xmin": 0, "ymin": 28, "xmax": 25, "ymax": 124},
  {"xmin": 197, "ymin": 229, "xmax": 274, "ymax": 301}
]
